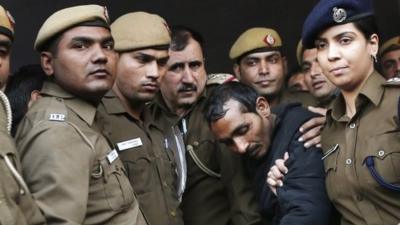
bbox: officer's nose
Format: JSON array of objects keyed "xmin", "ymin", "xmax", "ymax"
[
  {"xmin": 182, "ymin": 64, "xmax": 195, "ymax": 83},
  {"xmin": 259, "ymin": 60, "xmax": 269, "ymax": 75},
  {"xmin": 146, "ymin": 61, "xmax": 160, "ymax": 80},
  {"xmin": 327, "ymin": 43, "xmax": 340, "ymax": 62},
  {"xmin": 92, "ymin": 44, "xmax": 108, "ymax": 64}
]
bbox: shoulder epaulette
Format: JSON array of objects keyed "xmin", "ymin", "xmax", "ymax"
[
  {"xmin": 206, "ymin": 73, "xmax": 238, "ymax": 86},
  {"xmin": 45, "ymin": 97, "xmax": 68, "ymax": 122},
  {"xmin": 383, "ymin": 77, "xmax": 400, "ymax": 87}
]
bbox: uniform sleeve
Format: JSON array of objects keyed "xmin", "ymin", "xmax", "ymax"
[
  {"xmin": 276, "ymin": 131, "xmax": 332, "ymax": 225},
  {"xmin": 218, "ymin": 143, "xmax": 264, "ymax": 225},
  {"xmin": 17, "ymin": 121, "xmax": 94, "ymax": 225}
]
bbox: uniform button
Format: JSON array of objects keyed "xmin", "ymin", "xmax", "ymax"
[
  {"xmin": 193, "ymin": 141, "xmax": 199, "ymax": 146},
  {"xmin": 349, "ymin": 123, "xmax": 356, "ymax": 129},
  {"xmin": 170, "ymin": 210, "xmax": 176, "ymax": 217},
  {"xmin": 20, "ymin": 189, "xmax": 25, "ymax": 195},
  {"xmin": 346, "ymin": 158, "xmax": 352, "ymax": 165},
  {"xmin": 163, "ymin": 181, "xmax": 168, "ymax": 187},
  {"xmin": 378, "ymin": 150, "xmax": 385, "ymax": 157}
]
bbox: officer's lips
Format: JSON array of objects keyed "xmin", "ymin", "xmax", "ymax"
[
  {"xmin": 256, "ymin": 79, "xmax": 274, "ymax": 87},
  {"xmin": 89, "ymin": 69, "xmax": 110, "ymax": 77},
  {"xmin": 329, "ymin": 66, "xmax": 349, "ymax": 76},
  {"xmin": 142, "ymin": 83, "xmax": 159, "ymax": 92}
]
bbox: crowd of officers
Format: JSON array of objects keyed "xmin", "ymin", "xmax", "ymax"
[{"xmin": 0, "ymin": 0, "xmax": 399, "ymax": 224}]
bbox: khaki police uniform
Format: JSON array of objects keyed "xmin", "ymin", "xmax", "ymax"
[
  {"xmin": 0, "ymin": 92, "xmax": 46, "ymax": 225},
  {"xmin": 321, "ymin": 72, "xmax": 400, "ymax": 225},
  {"xmin": 148, "ymin": 88, "xmax": 263, "ymax": 225},
  {"xmin": 15, "ymin": 81, "xmax": 146, "ymax": 224},
  {"xmin": 97, "ymin": 91, "xmax": 184, "ymax": 225}
]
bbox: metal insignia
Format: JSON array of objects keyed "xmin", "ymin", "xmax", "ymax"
[
  {"xmin": 264, "ymin": 34, "xmax": 275, "ymax": 46},
  {"xmin": 103, "ymin": 6, "xmax": 110, "ymax": 23},
  {"xmin": 332, "ymin": 7, "xmax": 347, "ymax": 23},
  {"xmin": 6, "ymin": 10, "xmax": 15, "ymax": 27}
]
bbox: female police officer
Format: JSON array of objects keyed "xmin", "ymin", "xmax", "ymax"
[
  {"xmin": 301, "ymin": 0, "xmax": 400, "ymax": 224},
  {"xmin": 267, "ymin": 0, "xmax": 400, "ymax": 224}
]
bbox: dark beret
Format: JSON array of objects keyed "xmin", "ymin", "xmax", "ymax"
[{"xmin": 302, "ymin": 0, "xmax": 374, "ymax": 48}]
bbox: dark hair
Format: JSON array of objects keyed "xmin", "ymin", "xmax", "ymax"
[
  {"xmin": 170, "ymin": 25, "xmax": 205, "ymax": 51},
  {"xmin": 286, "ymin": 65, "xmax": 303, "ymax": 88},
  {"xmin": 353, "ymin": 16, "xmax": 379, "ymax": 40},
  {"xmin": 204, "ymin": 81, "xmax": 259, "ymax": 125},
  {"xmin": 5, "ymin": 64, "xmax": 47, "ymax": 136}
]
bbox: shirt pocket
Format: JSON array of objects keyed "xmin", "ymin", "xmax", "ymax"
[
  {"xmin": 362, "ymin": 132, "xmax": 400, "ymax": 185},
  {"xmin": 92, "ymin": 156, "xmax": 135, "ymax": 211}
]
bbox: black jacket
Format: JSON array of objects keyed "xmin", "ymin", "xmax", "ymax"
[{"xmin": 247, "ymin": 103, "xmax": 332, "ymax": 225}]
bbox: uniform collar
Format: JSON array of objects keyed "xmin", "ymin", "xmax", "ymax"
[
  {"xmin": 41, "ymin": 80, "xmax": 97, "ymax": 125},
  {"xmin": 101, "ymin": 90, "xmax": 126, "ymax": 114},
  {"xmin": 329, "ymin": 71, "xmax": 385, "ymax": 122}
]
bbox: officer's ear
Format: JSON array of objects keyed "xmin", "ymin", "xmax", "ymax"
[
  {"xmin": 255, "ymin": 96, "xmax": 270, "ymax": 118},
  {"xmin": 282, "ymin": 56, "xmax": 288, "ymax": 75},
  {"xmin": 40, "ymin": 51, "xmax": 55, "ymax": 77},
  {"xmin": 368, "ymin": 33, "xmax": 379, "ymax": 58},
  {"xmin": 233, "ymin": 63, "xmax": 241, "ymax": 80}
]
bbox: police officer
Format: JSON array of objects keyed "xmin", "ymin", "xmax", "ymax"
[
  {"xmin": 378, "ymin": 35, "xmax": 400, "ymax": 79},
  {"xmin": 97, "ymin": 12, "xmax": 184, "ymax": 225},
  {"xmin": 296, "ymin": 41, "xmax": 338, "ymax": 108},
  {"xmin": 148, "ymin": 26, "xmax": 263, "ymax": 225},
  {"xmin": 15, "ymin": 5, "xmax": 146, "ymax": 224},
  {"xmin": 0, "ymin": 5, "xmax": 46, "ymax": 225},
  {"xmin": 302, "ymin": 0, "xmax": 400, "ymax": 224},
  {"xmin": 229, "ymin": 27, "xmax": 316, "ymax": 107}
]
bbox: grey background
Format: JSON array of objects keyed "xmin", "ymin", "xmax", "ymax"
[{"xmin": 2, "ymin": 0, "xmax": 399, "ymax": 74}]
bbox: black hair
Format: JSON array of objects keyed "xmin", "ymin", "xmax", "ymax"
[
  {"xmin": 204, "ymin": 81, "xmax": 259, "ymax": 125},
  {"xmin": 5, "ymin": 64, "xmax": 47, "ymax": 136},
  {"xmin": 170, "ymin": 25, "xmax": 205, "ymax": 51},
  {"xmin": 286, "ymin": 65, "xmax": 303, "ymax": 88},
  {"xmin": 353, "ymin": 16, "xmax": 379, "ymax": 40}
]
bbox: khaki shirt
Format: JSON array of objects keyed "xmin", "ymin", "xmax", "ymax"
[
  {"xmin": 0, "ymin": 93, "xmax": 46, "ymax": 225},
  {"xmin": 148, "ymin": 89, "xmax": 263, "ymax": 225},
  {"xmin": 321, "ymin": 71, "xmax": 400, "ymax": 225},
  {"xmin": 15, "ymin": 81, "xmax": 147, "ymax": 225},
  {"xmin": 97, "ymin": 91, "xmax": 183, "ymax": 225}
]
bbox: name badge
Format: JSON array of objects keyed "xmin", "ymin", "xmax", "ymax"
[
  {"xmin": 117, "ymin": 138, "xmax": 143, "ymax": 151},
  {"xmin": 107, "ymin": 149, "xmax": 119, "ymax": 164}
]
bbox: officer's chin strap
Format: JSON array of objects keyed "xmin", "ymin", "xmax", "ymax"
[
  {"xmin": 0, "ymin": 90, "xmax": 30, "ymax": 195},
  {"xmin": 363, "ymin": 156, "xmax": 400, "ymax": 192}
]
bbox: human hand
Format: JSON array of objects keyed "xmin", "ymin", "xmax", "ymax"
[
  {"xmin": 298, "ymin": 106, "xmax": 327, "ymax": 148},
  {"xmin": 266, "ymin": 152, "xmax": 289, "ymax": 195}
]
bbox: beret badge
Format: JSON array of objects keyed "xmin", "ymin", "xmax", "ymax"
[
  {"xmin": 332, "ymin": 7, "xmax": 347, "ymax": 23},
  {"xmin": 264, "ymin": 34, "xmax": 275, "ymax": 46}
]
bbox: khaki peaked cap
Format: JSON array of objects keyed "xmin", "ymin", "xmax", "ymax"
[
  {"xmin": 34, "ymin": 4, "xmax": 110, "ymax": 51},
  {"xmin": 0, "ymin": 5, "xmax": 15, "ymax": 39},
  {"xmin": 111, "ymin": 12, "xmax": 171, "ymax": 52},
  {"xmin": 379, "ymin": 36, "xmax": 400, "ymax": 57},
  {"xmin": 229, "ymin": 27, "xmax": 282, "ymax": 60}
]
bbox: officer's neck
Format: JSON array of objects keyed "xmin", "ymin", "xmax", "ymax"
[{"xmin": 113, "ymin": 86, "xmax": 144, "ymax": 121}]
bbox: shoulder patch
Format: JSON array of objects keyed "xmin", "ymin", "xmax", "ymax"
[
  {"xmin": 383, "ymin": 77, "xmax": 400, "ymax": 87},
  {"xmin": 207, "ymin": 73, "xmax": 238, "ymax": 86},
  {"xmin": 45, "ymin": 97, "xmax": 68, "ymax": 122}
]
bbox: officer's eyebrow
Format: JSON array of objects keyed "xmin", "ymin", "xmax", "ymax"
[
  {"xmin": 69, "ymin": 36, "xmax": 114, "ymax": 45},
  {"xmin": 0, "ymin": 40, "xmax": 12, "ymax": 49}
]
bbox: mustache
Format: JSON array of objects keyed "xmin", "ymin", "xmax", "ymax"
[{"xmin": 178, "ymin": 84, "xmax": 197, "ymax": 92}]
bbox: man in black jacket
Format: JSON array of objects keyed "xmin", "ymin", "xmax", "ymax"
[{"xmin": 204, "ymin": 82, "xmax": 332, "ymax": 225}]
